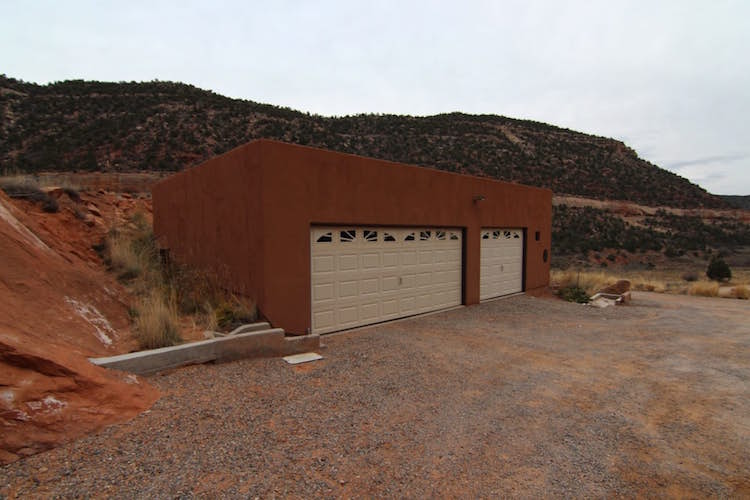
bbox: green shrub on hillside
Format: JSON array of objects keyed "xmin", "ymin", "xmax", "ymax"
[
  {"xmin": 706, "ymin": 257, "xmax": 731, "ymax": 282},
  {"xmin": 552, "ymin": 204, "xmax": 750, "ymax": 258}
]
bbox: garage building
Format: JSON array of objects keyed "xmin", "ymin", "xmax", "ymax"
[{"xmin": 152, "ymin": 140, "xmax": 552, "ymax": 335}]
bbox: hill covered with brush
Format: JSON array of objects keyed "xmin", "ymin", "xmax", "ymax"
[{"xmin": 0, "ymin": 75, "xmax": 727, "ymax": 209}]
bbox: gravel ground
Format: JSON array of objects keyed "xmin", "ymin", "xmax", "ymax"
[{"xmin": 2, "ymin": 292, "xmax": 749, "ymax": 498}]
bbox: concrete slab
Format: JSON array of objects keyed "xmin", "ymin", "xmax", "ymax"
[{"xmin": 283, "ymin": 352, "xmax": 323, "ymax": 365}]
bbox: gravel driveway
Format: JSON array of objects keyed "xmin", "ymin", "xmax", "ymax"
[{"xmin": 2, "ymin": 292, "xmax": 749, "ymax": 497}]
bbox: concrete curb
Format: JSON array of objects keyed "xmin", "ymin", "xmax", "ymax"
[
  {"xmin": 90, "ymin": 329, "xmax": 320, "ymax": 375},
  {"xmin": 208, "ymin": 321, "xmax": 271, "ymax": 338}
]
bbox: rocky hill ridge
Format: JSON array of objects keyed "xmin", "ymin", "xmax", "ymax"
[{"xmin": 0, "ymin": 75, "xmax": 727, "ymax": 209}]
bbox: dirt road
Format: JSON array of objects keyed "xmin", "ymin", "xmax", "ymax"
[{"xmin": 1, "ymin": 292, "xmax": 748, "ymax": 497}]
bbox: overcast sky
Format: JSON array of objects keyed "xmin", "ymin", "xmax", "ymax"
[{"xmin": 2, "ymin": 0, "xmax": 748, "ymax": 195}]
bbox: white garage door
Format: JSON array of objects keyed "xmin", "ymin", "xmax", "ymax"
[
  {"xmin": 480, "ymin": 228, "xmax": 524, "ymax": 300},
  {"xmin": 311, "ymin": 227, "xmax": 462, "ymax": 334}
]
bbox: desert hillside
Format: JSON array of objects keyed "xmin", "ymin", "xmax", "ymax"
[
  {"xmin": 720, "ymin": 195, "xmax": 750, "ymax": 210},
  {"xmin": 0, "ymin": 75, "xmax": 728, "ymax": 209},
  {"xmin": 0, "ymin": 185, "xmax": 158, "ymax": 464}
]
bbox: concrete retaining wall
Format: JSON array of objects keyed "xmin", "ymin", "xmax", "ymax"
[{"xmin": 91, "ymin": 329, "xmax": 320, "ymax": 375}]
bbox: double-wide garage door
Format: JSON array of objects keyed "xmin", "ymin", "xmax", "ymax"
[
  {"xmin": 311, "ymin": 227, "xmax": 462, "ymax": 334},
  {"xmin": 480, "ymin": 228, "xmax": 524, "ymax": 300}
]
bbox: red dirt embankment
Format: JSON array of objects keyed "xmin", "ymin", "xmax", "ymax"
[{"xmin": 0, "ymin": 189, "xmax": 158, "ymax": 464}]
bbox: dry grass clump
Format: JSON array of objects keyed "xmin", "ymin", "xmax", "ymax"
[
  {"xmin": 732, "ymin": 285, "xmax": 749, "ymax": 300},
  {"xmin": 106, "ymin": 231, "xmax": 148, "ymax": 281},
  {"xmin": 133, "ymin": 292, "xmax": 181, "ymax": 349},
  {"xmin": 688, "ymin": 282, "xmax": 720, "ymax": 297},
  {"xmin": 631, "ymin": 275, "xmax": 667, "ymax": 293},
  {"xmin": 550, "ymin": 269, "xmax": 616, "ymax": 296}
]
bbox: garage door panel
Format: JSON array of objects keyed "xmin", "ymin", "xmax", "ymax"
[
  {"xmin": 339, "ymin": 254, "xmax": 358, "ymax": 270},
  {"xmin": 313, "ymin": 283, "xmax": 335, "ymax": 301},
  {"xmin": 400, "ymin": 296, "xmax": 416, "ymax": 313},
  {"xmin": 362, "ymin": 253, "xmax": 380, "ymax": 268},
  {"xmin": 382, "ymin": 276, "xmax": 399, "ymax": 291},
  {"xmin": 401, "ymin": 251, "xmax": 418, "ymax": 265},
  {"xmin": 418, "ymin": 251, "xmax": 434, "ymax": 264},
  {"xmin": 313, "ymin": 310, "xmax": 336, "ymax": 330},
  {"xmin": 338, "ymin": 306, "xmax": 358, "ymax": 325},
  {"xmin": 416, "ymin": 294, "xmax": 432, "ymax": 310},
  {"xmin": 339, "ymin": 280, "xmax": 358, "ymax": 298},
  {"xmin": 360, "ymin": 278, "xmax": 378, "ymax": 295},
  {"xmin": 401, "ymin": 274, "xmax": 416, "ymax": 288},
  {"xmin": 416, "ymin": 272, "xmax": 432, "ymax": 287},
  {"xmin": 312, "ymin": 255, "xmax": 335, "ymax": 273},
  {"xmin": 360, "ymin": 302, "xmax": 379, "ymax": 320},
  {"xmin": 383, "ymin": 252, "xmax": 399, "ymax": 267},
  {"xmin": 382, "ymin": 299, "xmax": 399, "ymax": 316}
]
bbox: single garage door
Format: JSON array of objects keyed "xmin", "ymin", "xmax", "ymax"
[
  {"xmin": 480, "ymin": 228, "xmax": 524, "ymax": 300},
  {"xmin": 311, "ymin": 227, "xmax": 462, "ymax": 334}
]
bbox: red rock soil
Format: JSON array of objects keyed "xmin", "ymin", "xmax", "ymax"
[{"xmin": 0, "ymin": 187, "xmax": 159, "ymax": 464}]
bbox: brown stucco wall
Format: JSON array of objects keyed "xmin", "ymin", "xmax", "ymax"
[
  {"xmin": 152, "ymin": 143, "xmax": 263, "ymax": 300},
  {"xmin": 153, "ymin": 139, "xmax": 552, "ymax": 335}
]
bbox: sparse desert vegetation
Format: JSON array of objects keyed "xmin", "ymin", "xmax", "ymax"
[
  {"xmin": 552, "ymin": 204, "xmax": 750, "ymax": 260},
  {"xmin": 687, "ymin": 281, "xmax": 720, "ymax": 297},
  {"xmin": 102, "ymin": 212, "xmax": 257, "ymax": 349},
  {"xmin": 551, "ymin": 265, "xmax": 750, "ymax": 301},
  {"xmin": 133, "ymin": 291, "xmax": 181, "ymax": 349}
]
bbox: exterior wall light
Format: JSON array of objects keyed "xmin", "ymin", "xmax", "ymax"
[{"xmin": 473, "ymin": 195, "xmax": 486, "ymax": 203}]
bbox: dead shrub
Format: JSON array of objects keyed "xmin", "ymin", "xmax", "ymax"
[
  {"xmin": 202, "ymin": 301, "xmax": 218, "ymax": 332},
  {"xmin": 164, "ymin": 263, "xmax": 224, "ymax": 315},
  {"xmin": 688, "ymin": 282, "xmax": 719, "ymax": 297},
  {"xmin": 214, "ymin": 297, "xmax": 258, "ymax": 331},
  {"xmin": 732, "ymin": 285, "xmax": 749, "ymax": 300},
  {"xmin": 104, "ymin": 212, "xmax": 158, "ymax": 283},
  {"xmin": 106, "ymin": 231, "xmax": 145, "ymax": 281},
  {"xmin": 133, "ymin": 292, "xmax": 181, "ymax": 349}
]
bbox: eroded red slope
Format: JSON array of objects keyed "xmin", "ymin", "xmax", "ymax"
[{"xmin": 0, "ymin": 190, "xmax": 158, "ymax": 464}]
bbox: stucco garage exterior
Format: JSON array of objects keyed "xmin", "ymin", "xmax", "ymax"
[{"xmin": 152, "ymin": 139, "xmax": 552, "ymax": 335}]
